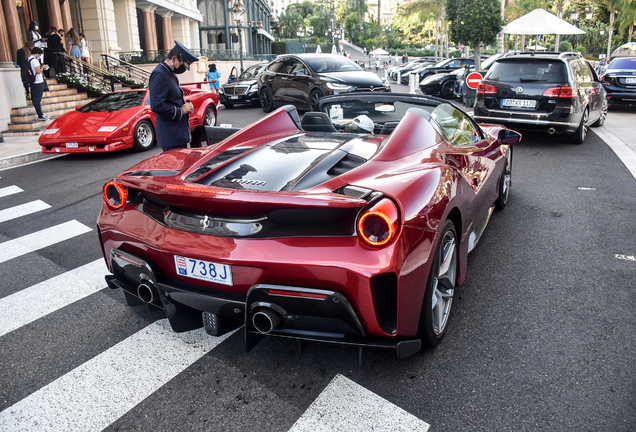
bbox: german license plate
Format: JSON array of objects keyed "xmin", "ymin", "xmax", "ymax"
[
  {"xmin": 625, "ymin": 77, "xmax": 636, "ymax": 84},
  {"xmin": 174, "ymin": 255, "xmax": 233, "ymax": 286},
  {"xmin": 65, "ymin": 142, "xmax": 79, "ymax": 148},
  {"xmin": 502, "ymin": 99, "xmax": 536, "ymax": 108}
]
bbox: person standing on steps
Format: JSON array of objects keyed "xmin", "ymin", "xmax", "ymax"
[
  {"xmin": 28, "ymin": 47, "xmax": 50, "ymax": 121},
  {"xmin": 17, "ymin": 41, "xmax": 35, "ymax": 100}
]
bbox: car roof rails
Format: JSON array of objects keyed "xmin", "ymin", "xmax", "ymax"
[{"xmin": 558, "ymin": 51, "xmax": 582, "ymax": 58}]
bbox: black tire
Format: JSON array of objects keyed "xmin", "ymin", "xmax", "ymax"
[
  {"xmin": 309, "ymin": 89, "xmax": 325, "ymax": 112},
  {"xmin": 495, "ymin": 147, "xmax": 512, "ymax": 210},
  {"xmin": 591, "ymin": 99, "xmax": 607, "ymax": 127},
  {"xmin": 569, "ymin": 107, "xmax": 588, "ymax": 144},
  {"xmin": 440, "ymin": 80, "xmax": 455, "ymax": 99},
  {"xmin": 260, "ymin": 87, "xmax": 274, "ymax": 113},
  {"xmin": 223, "ymin": 103, "xmax": 234, "ymax": 109},
  {"xmin": 418, "ymin": 219, "xmax": 458, "ymax": 348},
  {"xmin": 132, "ymin": 120, "xmax": 155, "ymax": 151},
  {"xmin": 203, "ymin": 105, "xmax": 216, "ymax": 126}
]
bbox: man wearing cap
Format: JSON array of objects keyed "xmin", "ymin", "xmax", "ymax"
[
  {"xmin": 345, "ymin": 115, "xmax": 374, "ymax": 134},
  {"xmin": 149, "ymin": 41, "xmax": 199, "ymax": 151}
]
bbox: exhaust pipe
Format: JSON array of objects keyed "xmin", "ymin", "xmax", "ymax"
[
  {"xmin": 548, "ymin": 128, "xmax": 556, "ymax": 135},
  {"xmin": 252, "ymin": 308, "xmax": 283, "ymax": 334},
  {"xmin": 137, "ymin": 283, "xmax": 158, "ymax": 304}
]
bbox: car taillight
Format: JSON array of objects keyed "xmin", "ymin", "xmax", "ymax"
[
  {"xmin": 542, "ymin": 86, "xmax": 576, "ymax": 98},
  {"xmin": 357, "ymin": 198, "xmax": 400, "ymax": 248},
  {"xmin": 477, "ymin": 83, "xmax": 497, "ymax": 94},
  {"xmin": 103, "ymin": 180, "xmax": 127, "ymax": 210}
]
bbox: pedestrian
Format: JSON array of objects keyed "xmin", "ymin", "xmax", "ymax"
[
  {"xmin": 80, "ymin": 33, "xmax": 91, "ymax": 64},
  {"xmin": 28, "ymin": 47, "xmax": 50, "ymax": 121},
  {"xmin": 28, "ymin": 21, "xmax": 46, "ymax": 49},
  {"xmin": 383, "ymin": 61, "xmax": 388, "ymax": 79},
  {"xmin": 67, "ymin": 28, "xmax": 82, "ymax": 74},
  {"xmin": 44, "ymin": 27, "xmax": 64, "ymax": 76},
  {"xmin": 149, "ymin": 40, "xmax": 199, "ymax": 151},
  {"xmin": 375, "ymin": 58, "xmax": 380, "ymax": 74},
  {"xmin": 389, "ymin": 53, "xmax": 392, "ymax": 65},
  {"xmin": 206, "ymin": 63, "xmax": 221, "ymax": 94},
  {"xmin": 16, "ymin": 41, "xmax": 35, "ymax": 100}
]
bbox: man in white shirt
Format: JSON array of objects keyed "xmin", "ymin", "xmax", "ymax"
[{"xmin": 28, "ymin": 47, "xmax": 50, "ymax": 120}]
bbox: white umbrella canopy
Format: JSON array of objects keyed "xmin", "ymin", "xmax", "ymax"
[
  {"xmin": 501, "ymin": 8, "xmax": 585, "ymax": 35},
  {"xmin": 331, "ymin": 44, "xmax": 337, "ymax": 54},
  {"xmin": 316, "ymin": 45, "xmax": 322, "ymax": 53},
  {"xmin": 526, "ymin": 43, "xmax": 547, "ymax": 51},
  {"xmin": 369, "ymin": 48, "xmax": 389, "ymax": 56}
]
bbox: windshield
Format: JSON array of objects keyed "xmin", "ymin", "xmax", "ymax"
[
  {"xmin": 241, "ymin": 64, "xmax": 266, "ymax": 79},
  {"xmin": 305, "ymin": 56, "xmax": 364, "ymax": 73},
  {"xmin": 322, "ymin": 99, "xmax": 436, "ymax": 125},
  {"xmin": 78, "ymin": 91, "xmax": 146, "ymax": 113},
  {"xmin": 607, "ymin": 58, "xmax": 636, "ymax": 70},
  {"xmin": 485, "ymin": 60, "xmax": 566, "ymax": 82}
]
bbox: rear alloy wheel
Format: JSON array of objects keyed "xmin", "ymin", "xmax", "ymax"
[
  {"xmin": 132, "ymin": 120, "xmax": 154, "ymax": 151},
  {"xmin": 309, "ymin": 89, "xmax": 325, "ymax": 112},
  {"xmin": 260, "ymin": 87, "xmax": 274, "ymax": 113},
  {"xmin": 419, "ymin": 219, "xmax": 458, "ymax": 348},
  {"xmin": 495, "ymin": 148, "xmax": 512, "ymax": 210},
  {"xmin": 570, "ymin": 107, "xmax": 588, "ymax": 144},
  {"xmin": 591, "ymin": 99, "xmax": 608, "ymax": 127},
  {"xmin": 203, "ymin": 105, "xmax": 216, "ymax": 126},
  {"xmin": 440, "ymin": 80, "xmax": 455, "ymax": 99}
]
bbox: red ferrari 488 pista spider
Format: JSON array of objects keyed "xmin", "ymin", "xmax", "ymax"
[
  {"xmin": 97, "ymin": 93, "xmax": 521, "ymax": 358},
  {"xmin": 39, "ymin": 85, "xmax": 218, "ymax": 154}
]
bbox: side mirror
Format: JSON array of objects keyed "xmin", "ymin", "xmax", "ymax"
[{"xmin": 498, "ymin": 129, "xmax": 522, "ymax": 145}]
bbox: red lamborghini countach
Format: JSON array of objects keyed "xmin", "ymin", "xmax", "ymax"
[
  {"xmin": 39, "ymin": 85, "xmax": 219, "ymax": 154},
  {"xmin": 97, "ymin": 93, "xmax": 521, "ymax": 358}
]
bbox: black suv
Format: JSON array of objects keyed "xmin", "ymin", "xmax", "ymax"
[{"xmin": 473, "ymin": 52, "xmax": 607, "ymax": 144}]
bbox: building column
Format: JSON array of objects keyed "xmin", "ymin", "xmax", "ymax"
[
  {"xmin": 2, "ymin": 0, "xmax": 22, "ymax": 63},
  {"xmin": 142, "ymin": 6, "xmax": 157, "ymax": 52},
  {"xmin": 160, "ymin": 12, "xmax": 174, "ymax": 50},
  {"xmin": 0, "ymin": 0, "xmax": 12, "ymax": 66},
  {"xmin": 46, "ymin": 0, "xmax": 64, "ymax": 30}
]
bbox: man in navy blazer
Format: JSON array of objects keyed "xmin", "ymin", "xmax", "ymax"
[{"xmin": 149, "ymin": 41, "xmax": 199, "ymax": 151}]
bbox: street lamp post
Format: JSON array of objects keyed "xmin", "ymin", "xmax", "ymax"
[
  {"xmin": 571, "ymin": 9, "xmax": 579, "ymax": 50},
  {"xmin": 233, "ymin": 0, "xmax": 244, "ymax": 74}
]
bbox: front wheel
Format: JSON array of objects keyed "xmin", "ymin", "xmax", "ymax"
[
  {"xmin": 440, "ymin": 80, "xmax": 455, "ymax": 99},
  {"xmin": 260, "ymin": 87, "xmax": 274, "ymax": 113},
  {"xmin": 569, "ymin": 107, "xmax": 588, "ymax": 144},
  {"xmin": 309, "ymin": 89, "xmax": 325, "ymax": 112},
  {"xmin": 418, "ymin": 219, "xmax": 458, "ymax": 348},
  {"xmin": 132, "ymin": 120, "xmax": 155, "ymax": 151},
  {"xmin": 203, "ymin": 105, "xmax": 216, "ymax": 126}
]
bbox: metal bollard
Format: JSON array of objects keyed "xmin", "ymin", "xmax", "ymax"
[
  {"xmin": 409, "ymin": 73, "xmax": 417, "ymax": 94},
  {"xmin": 397, "ymin": 71, "xmax": 401, "ymax": 84}
]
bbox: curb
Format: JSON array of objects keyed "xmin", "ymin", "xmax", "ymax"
[{"xmin": 0, "ymin": 151, "xmax": 61, "ymax": 170}]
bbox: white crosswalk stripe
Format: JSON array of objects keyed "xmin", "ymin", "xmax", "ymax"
[
  {"xmin": 0, "ymin": 200, "xmax": 51, "ymax": 223},
  {"xmin": 0, "ymin": 259, "xmax": 108, "ymax": 337},
  {"xmin": 289, "ymin": 374, "xmax": 430, "ymax": 432},
  {"xmin": 0, "ymin": 320, "xmax": 234, "ymax": 432},
  {"xmin": 0, "ymin": 185, "xmax": 23, "ymax": 198},
  {"xmin": 0, "ymin": 220, "xmax": 92, "ymax": 264}
]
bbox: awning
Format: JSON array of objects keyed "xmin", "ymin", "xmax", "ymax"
[
  {"xmin": 257, "ymin": 28, "xmax": 275, "ymax": 41},
  {"xmin": 501, "ymin": 8, "xmax": 585, "ymax": 35}
]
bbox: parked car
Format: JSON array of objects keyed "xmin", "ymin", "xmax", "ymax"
[
  {"xmin": 97, "ymin": 92, "xmax": 521, "ymax": 358},
  {"xmin": 219, "ymin": 62, "xmax": 268, "ymax": 109},
  {"xmin": 600, "ymin": 56, "xmax": 636, "ymax": 104},
  {"xmin": 419, "ymin": 68, "xmax": 464, "ymax": 98},
  {"xmin": 454, "ymin": 53, "xmax": 519, "ymax": 106},
  {"xmin": 410, "ymin": 58, "xmax": 475, "ymax": 83},
  {"xmin": 390, "ymin": 59, "xmax": 436, "ymax": 83},
  {"xmin": 39, "ymin": 86, "xmax": 219, "ymax": 154},
  {"xmin": 258, "ymin": 54, "xmax": 391, "ymax": 112},
  {"xmin": 473, "ymin": 52, "xmax": 607, "ymax": 144}
]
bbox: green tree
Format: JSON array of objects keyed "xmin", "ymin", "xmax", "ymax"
[{"xmin": 447, "ymin": 0, "xmax": 503, "ymax": 70}]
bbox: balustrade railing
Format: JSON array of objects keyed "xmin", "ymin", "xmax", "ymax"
[{"xmin": 100, "ymin": 54, "xmax": 151, "ymax": 88}]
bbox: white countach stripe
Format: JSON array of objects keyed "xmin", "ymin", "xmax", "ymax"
[
  {"xmin": 0, "ymin": 259, "xmax": 108, "ymax": 337},
  {"xmin": 0, "ymin": 320, "xmax": 233, "ymax": 432},
  {"xmin": 0, "ymin": 185, "xmax": 23, "ymax": 198},
  {"xmin": 0, "ymin": 200, "xmax": 51, "ymax": 223},
  {"xmin": 0, "ymin": 220, "xmax": 92, "ymax": 264},
  {"xmin": 288, "ymin": 374, "xmax": 430, "ymax": 432}
]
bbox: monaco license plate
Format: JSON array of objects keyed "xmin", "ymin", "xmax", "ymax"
[
  {"xmin": 502, "ymin": 99, "xmax": 536, "ymax": 108},
  {"xmin": 174, "ymin": 255, "xmax": 233, "ymax": 286},
  {"xmin": 625, "ymin": 77, "xmax": 636, "ymax": 84},
  {"xmin": 230, "ymin": 95, "xmax": 239, "ymax": 99},
  {"xmin": 65, "ymin": 142, "xmax": 79, "ymax": 148}
]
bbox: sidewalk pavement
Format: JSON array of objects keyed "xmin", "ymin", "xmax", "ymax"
[{"xmin": 0, "ymin": 133, "xmax": 61, "ymax": 170}]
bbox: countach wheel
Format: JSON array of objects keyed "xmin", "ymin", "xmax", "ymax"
[
  {"xmin": 570, "ymin": 107, "xmax": 588, "ymax": 144},
  {"xmin": 309, "ymin": 89, "xmax": 325, "ymax": 111},
  {"xmin": 132, "ymin": 120, "xmax": 155, "ymax": 151},
  {"xmin": 203, "ymin": 105, "xmax": 216, "ymax": 126},
  {"xmin": 591, "ymin": 99, "xmax": 607, "ymax": 127},
  {"xmin": 260, "ymin": 87, "xmax": 274, "ymax": 113},
  {"xmin": 441, "ymin": 80, "xmax": 455, "ymax": 99},
  {"xmin": 419, "ymin": 219, "xmax": 458, "ymax": 347},
  {"xmin": 495, "ymin": 148, "xmax": 512, "ymax": 210}
]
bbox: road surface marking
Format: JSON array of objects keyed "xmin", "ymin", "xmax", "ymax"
[
  {"xmin": 288, "ymin": 374, "xmax": 430, "ymax": 432},
  {"xmin": 0, "ymin": 220, "xmax": 92, "ymax": 264},
  {"xmin": 0, "ymin": 200, "xmax": 51, "ymax": 223},
  {"xmin": 592, "ymin": 128, "xmax": 636, "ymax": 180},
  {"xmin": 0, "ymin": 259, "xmax": 108, "ymax": 337},
  {"xmin": 0, "ymin": 185, "xmax": 23, "ymax": 198},
  {"xmin": 0, "ymin": 320, "xmax": 233, "ymax": 432}
]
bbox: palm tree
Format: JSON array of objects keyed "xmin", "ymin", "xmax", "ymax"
[
  {"xmin": 617, "ymin": 1, "xmax": 636, "ymax": 44},
  {"xmin": 605, "ymin": 0, "xmax": 626, "ymax": 59},
  {"xmin": 401, "ymin": 0, "xmax": 444, "ymax": 59}
]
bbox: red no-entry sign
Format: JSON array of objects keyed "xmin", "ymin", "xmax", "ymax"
[{"xmin": 466, "ymin": 72, "xmax": 483, "ymax": 90}]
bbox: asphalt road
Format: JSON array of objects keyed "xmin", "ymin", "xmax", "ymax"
[{"xmin": 0, "ymin": 94, "xmax": 635, "ymax": 431}]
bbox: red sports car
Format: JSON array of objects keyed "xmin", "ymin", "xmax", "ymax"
[
  {"xmin": 39, "ymin": 85, "xmax": 219, "ymax": 154},
  {"xmin": 97, "ymin": 93, "xmax": 521, "ymax": 358}
]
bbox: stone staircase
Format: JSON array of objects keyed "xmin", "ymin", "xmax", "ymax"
[{"xmin": 2, "ymin": 79, "xmax": 99, "ymax": 137}]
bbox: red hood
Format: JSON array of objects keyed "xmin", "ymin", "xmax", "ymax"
[{"xmin": 48, "ymin": 108, "xmax": 147, "ymax": 138}]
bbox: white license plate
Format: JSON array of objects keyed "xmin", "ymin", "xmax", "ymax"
[
  {"xmin": 625, "ymin": 77, "xmax": 636, "ymax": 84},
  {"xmin": 230, "ymin": 95, "xmax": 239, "ymax": 99},
  {"xmin": 174, "ymin": 255, "xmax": 233, "ymax": 286},
  {"xmin": 502, "ymin": 99, "xmax": 537, "ymax": 108},
  {"xmin": 65, "ymin": 142, "xmax": 79, "ymax": 148}
]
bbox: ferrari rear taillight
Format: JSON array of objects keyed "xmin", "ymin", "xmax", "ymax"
[
  {"xmin": 543, "ymin": 86, "xmax": 576, "ymax": 98},
  {"xmin": 477, "ymin": 83, "xmax": 497, "ymax": 94},
  {"xmin": 357, "ymin": 198, "xmax": 400, "ymax": 248},
  {"xmin": 103, "ymin": 180, "xmax": 127, "ymax": 210},
  {"xmin": 165, "ymin": 184, "xmax": 233, "ymax": 195}
]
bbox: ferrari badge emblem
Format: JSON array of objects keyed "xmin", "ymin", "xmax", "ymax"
[{"xmin": 200, "ymin": 215, "xmax": 210, "ymax": 231}]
